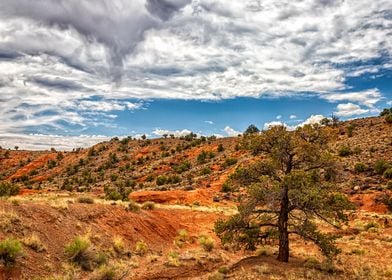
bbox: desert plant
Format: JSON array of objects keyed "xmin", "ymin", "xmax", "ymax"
[
  {"xmin": 0, "ymin": 182, "xmax": 20, "ymax": 197},
  {"xmin": 354, "ymin": 162, "xmax": 367, "ymax": 173},
  {"xmin": 64, "ymin": 235, "xmax": 94, "ymax": 270},
  {"xmin": 199, "ymin": 235, "xmax": 215, "ymax": 252},
  {"xmin": 384, "ymin": 168, "xmax": 392, "ymax": 179},
  {"xmin": 374, "ymin": 160, "xmax": 391, "ymax": 175},
  {"xmin": 166, "ymin": 251, "xmax": 180, "ymax": 267},
  {"xmin": 222, "ymin": 158, "xmax": 237, "ymax": 168},
  {"xmin": 127, "ymin": 200, "xmax": 140, "ymax": 212},
  {"xmin": 77, "ymin": 196, "xmax": 94, "ymax": 204},
  {"xmin": 385, "ymin": 114, "xmax": 392, "ymax": 124},
  {"xmin": 0, "ymin": 238, "xmax": 23, "ymax": 266},
  {"xmin": 338, "ymin": 146, "xmax": 352, "ymax": 157},
  {"xmin": 22, "ymin": 233, "xmax": 46, "ymax": 252},
  {"xmin": 141, "ymin": 201, "xmax": 155, "ymax": 210},
  {"xmin": 217, "ymin": 143, "xmax": 225, "ymax": 152},
  {"xmin": 244, "ymin": 124, "xmax": 260, "ymax": 135},
  {"xmin": 215, "ymin": 125, "xmax": 353, "ymax": 262},
  {"xmin": 134, "ymin": 240, "xmax": 148, "ymax": 256},
  {"xmin": 112, "ymin": 236, "xmax": 125, "ymax": 255}
]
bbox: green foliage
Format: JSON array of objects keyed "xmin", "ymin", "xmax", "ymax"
[
  {"xmin": 374, "ymin": 160, "xmax": 391, "ymax": 175},
  {"xmin": 199, "ymin": 235, "xmax": 215, "ymax": 252},
  {"xmin": 222, "ymin": 158, "xmax": 237, "ymax": 168},
  {"xmin": 215, "ymin": 125, "xmax": 352, "ymax": 262},
  {"xmin": 127, "ymin": 200, "xmax": 140, "ymax": 212},
  {"xmin": 385, "ymin": 114, "xmax": 392, "ymax": 124},
  {"xmin": 156, "ymin": 174, "xmax": 182, "ymax": 186},
  {"xmin": 347, "ymin": 124, "xmax": 355, "ymax": 137},
  {"xmin": 0, "ymin": 182, "xmax": 20, "ymax": 197},
  {"xmin": 221, "ymin": 182, "xmax": 231, "ymax": 193},
  {"xmin": 384, "ymin": 168, "xmax": 392, "ymax": 179},
  {"xmin": 380, "ymin": 107, "xmax": 392, "ymax": 116},
  {"xmin": 197, "ymin": 150, "xmax": 215, "ymax": 164},
  {"xmin": 200, "ymin": 166, "xmax": 212, "ymax": 175},
  {"xmin": 0, "ymin": 238, "xmax": 23, "ymax": 266},
  {"xmin": 141, "ymin": 201, "xmax": 155, "ymax": 210},
  {"xmin": 77, "ymin": 196, "xmax": 95, "ymax": 204},
  {"xmin": 64, "ymin": 235, "xmax": 103, "ymax": 271},
  {"xmin": 104, "ymin": 184, "xmax": 131, "ymax": 201},
  {"xmin": 354, "ymin": 162, "xmax": 367, "ymax": 173},
  {"xmin": 217, "ymin": 143, "xmax": 225, "ymax": 152},
  {"xmin": 173, "ymin": 161, "xmax": 191, "ymax": 173},
  {"xmin": 244, "ymin": 124, "xmax": 260, "ymax": 135},
  {"xmin": 135, "ymin": 240, "xmax": 148, "ymax": 256},
  {"xmin": 338, "ymin": 146, "xmax": 352, "ymax": 157}
]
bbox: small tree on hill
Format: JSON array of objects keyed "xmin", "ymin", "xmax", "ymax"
[
  {"xmin": 215, "ymin": 125, "xmax": 353, "ymax": 262},
  {"xmin": 244, "ymin": 124, "xmax": 260, "ymax": 135}
]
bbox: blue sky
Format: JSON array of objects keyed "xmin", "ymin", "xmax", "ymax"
[{"xmin": 0, "ymin": 0, "xmax": 391, "ymax": 150}]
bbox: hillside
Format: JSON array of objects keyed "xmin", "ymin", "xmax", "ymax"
[{"xmin": 0, "ymin": 116, "xmax": 392, "ymax": 279}]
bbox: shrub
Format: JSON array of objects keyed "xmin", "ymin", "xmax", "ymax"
[
  {"xmin": 387, "ymin": 181, "xmax": 392, "ymax": 190},
  {"xmin": 222, "ymin": 158, "xmax": 238, "ymax": 168},
  {"xmin": 354, "ymin": 162, "xmax": 367, "ymax": 173},
  {"xmin": 166, "ymin": 251, "xmax": 180, "ymax": 267},
  {"xmin": 112, "ymin": 236, "xmax": 125, "ymax": 255},
  {"xmin": 338, "ymin": 146, "xmax": 351, "ymax": 157},
  {"xmin": 347, "ymin": 124, "xmax": 355, "ymax": 137},
  {"xmin": 22, "ymin": 234, "xmax": 46, "ymax": 252},
  {"xmin": 0, "ymin": 182, "xmax": 20, "ymax": 197},
  {"xmin": 135, "ymin": 240, "xmax": 148, "ymax": 256},
  {"xmin": 77, "ymin": 196, "xmax": 94, "ymax": 204},
  {"xmin": 217, "ymin": 144, "xmax": 224, "ymax": 152},
  {"xmin": 64, "ymin": 235, "xmax": 93, "ymax": 270},
  {"xmin": 156, "ymin": 175, "xmax": 167, "ymax": 186},
  {"xmin": 141, "ymin": 201, "xmax": 155, "ymax": 210},
  {"xmin": 200, "ymin": 166, "xmax": 212, "ymax": 175},
  {"xmin": 221, "ymin": 182, "xmax": 231, "ymax": 193},
  {"xmin": 199, "ymin": 235, "xmax": 215, "ymax": 252},
  {"xmin": 385, "ymin": 114, "xmax": 392, "ymax": 124},
  {"xmin": 127, "ymin": 200, "xmax": 140, "ymax": 212},
  {"xmin": 374, "ymin": 160, "xmax": 391, "ymax": 175},
  {"xmin": 384, "ymin": 168, "xmax": 392, "ymax": 179},
  {"xmin": 0, "ymin": 238, "xmax": 23, "ymax": 266},
  {"xmin": 173, "ymin": 161, "xmax": 191, "ymax": 174}
]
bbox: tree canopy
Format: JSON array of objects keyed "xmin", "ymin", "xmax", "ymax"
[{"xmin": 215, "ymin": 124, "xmax": 353, "ymax": 262}]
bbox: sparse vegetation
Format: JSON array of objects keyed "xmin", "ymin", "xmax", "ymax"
[
  {"xmin": 77, "ymin": 196, "xmax": 95, "ymax": 204},
  {"xmin": 141, "ymin": 201, "xmax": 155, "ymax": 210},
  {"xmin": 199, "ymin": 234, "xmax": 215, "ymax": 252},
  {"xmin": 22, "ymin": 234, "xmax": 46, "ymax": 252},
  {"xmin": 134, "ymin": 240, "xmax": 148, "ymax": 256},
  {"xmin": 0, "ymin": 238, "xmax": 23, "ymax": 266},
  {"xmin": 0, "ymin": 182, "xmax": 20, "ymax": 197}
]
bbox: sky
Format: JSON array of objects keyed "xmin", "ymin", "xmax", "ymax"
[{"xmin": 0, "ymin": 0, "xmax": 391, "ymax": 150}]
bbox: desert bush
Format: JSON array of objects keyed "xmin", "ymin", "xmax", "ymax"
[
  {"xmin": 354, "ymin": 162, "xmax": 367, "ymax": 173},
  {"xmin": 134, "ymin": 240, "xmax": 148, "ymax": 256},
  {"xmin": 174, "ymin": 229, "xmax": 189, "ymax": 248},
  {"xmin": 22, "ymin": 233, "xmax": 46, "ymax": 252},
  {"xmin": 199, "ymin": 235, "xmax": 215, "ymax": 252},
  {"xmin": 0, "ymin": 182, "xmax": 20, "ymax": 197},
  {"xmin": 217, "ymin": 143, "xmax": 225, "ymax": 152},
  {"xmin": 91, "ymin": 262, "xmax": 127, "ymax": 280},
  {"xmin": 385, "ymin": 114, "xmax": 392, "ymax": 124},
  {"xmin": 127, "ymin": 200, "xmax": 140, "ymax": 212},
  {"xmin": 364, "ymin": 221, "xmax": 379, "ymax": 231},
  {"xmin": 166, "ymin": 251, "xmax": 180, "ymax": 267},
  {"xmin": 104, "ymin": 185, "xmax": 130, "ymax": 201},
  {"xmin": 222, "ymin": 158, "xmax": 238, "ymax": 168},
  {"xmin": 384, "ymin": 168, "xmax": 392, "ymax": 179},
  {"xmin": 375, "ymin": 160, "xmax": 391, "ymax": 175},
  {"xmin": 338, "ymin": 146, "xmax": 352, "ymax": 157},
  {"xmin": 156, "ymin": 175, "xmax": 167, "ymax": 186},
  {"xmin": 112, "ymin": 236, "xmax": 125, "ymax": 255},
  {"xmin": 173, "ymin": 161, "xmax": 191, "ymax": 173},
  {"xmin": 64, "ymin": 235, "xmax": 94, "ymax": 270},
  {"xmin": 141, "ymin": 201, "xmax": 155, "ymax": 210},
  {"xmin": 77, "ymin": 196, "xmax": 95, "ymax": 204},
  {"xmin": 221, "ymin": 182, "xmax": 231, "ymax": 193},
  {"xmin": 387, "ymin": 181, "xmax": 392, "ymax": 190},
  {"xmin": 0, "ymin": 210, "xmax": 22, "ymax": 233},
  {"xmin": 200, "ymin": 166, "xmax": 212, "ymax": 175},
  {"xmin": 0, "ymin": 238, "xmax": 23, "ymax": 266}
]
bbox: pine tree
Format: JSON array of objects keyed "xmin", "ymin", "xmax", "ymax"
[{"xmin": 215, "ymin": 125, "xmax": 353, "ymax": 262}]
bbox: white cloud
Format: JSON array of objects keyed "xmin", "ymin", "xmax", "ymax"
[
  {"xmin": 276, "ymin": 115, "xmax": 282, "ymax": 120},
  {"xmin": 289, "ymin": 115, "xmax": 297, "ymax": 119},
  {"xmin": 223, "ymin": 126, "xmax": 241, "ymax": 137},
  {"xmin": 152, "ymin": 128, "xmax": 193, "ymax": 137},
  {"xmin": 0, "ymin": 133, "xmax": 111, "ymax": 151},
  {"xmin": 323, "ymin": 89, "xmax": 382, "ymax": 108},
  {"xmin": 0, "ymin": 0, "xmax": 391, "ymax": 147},
  {"xmin": 387, "ymin": 101, "xmax": 392, "ymax": 106},
  {"xmin": 263, "ymin": 121, "xmax": 286, "ymax": 130},
  {"xmin": 264, "ymin": 114, "xmax": 325, "ymax": 130},
  {"xmin": 334, "ymin": 103, "xmax": 369, "ymax": 117},
  {"xmin": 204, "ymin": 120, "xmax": 214, "ymax": 124}
]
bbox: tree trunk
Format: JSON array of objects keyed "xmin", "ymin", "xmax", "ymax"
[{"xmin": 277, "ymin": 185, "xmax": 289, "ymax": 262}]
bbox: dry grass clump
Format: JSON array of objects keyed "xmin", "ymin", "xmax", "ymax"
[
  {"xmin": 166, "ymin": 251, "xmax": 181, "ymax": 267},
  {"xmin": 134, "ymin": 240, "xmax": 148, "ymax": 256},
  {"xmin": 112, "ymin": 236, "xmax": 125, "ymax": 256},
  {"xmin": 127, "ymin": 200, "xmax": 140, "ymax": 212},
  {"xmin": 77, "ymin": 196, "xmax": 95, "ymax": 204},
  {"xmin": 0, "ymin": 210, "xmax": 22, "ymax": 233},
  {"xmin": 141, "ymin": 201, "xmax": 155, "ymax": 210},
  {"xmin": 199, "ymin": 234, "xmax": 215, "ymax": 252},
  {"xmin": 23, "ymin": 233, "xmax": 46, "ymax": 252}
]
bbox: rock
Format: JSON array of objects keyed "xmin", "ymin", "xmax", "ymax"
[
  {"xmin": 353, "ymin": 186, "xmax": 360, "ymax": 191},
  {"xmin": 213, "ymin": 196, "xmax": 220, "ymax": 202}
]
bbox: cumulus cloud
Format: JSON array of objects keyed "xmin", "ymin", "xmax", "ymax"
[
  {"xmin": 334, "ymin": 103, "xmax": 369, "ymax": 117},
  {"xmin": 0, "ymin": 133, "xmax": 111, "ymax": 151},
  {"xmin": 289, "ymin": 115, "xmax": 297, "ymax": 119},
  {"xmin": 223, "ymin": 126, "xmax": 241, "ymax": 137},
  {"xmin": 0, "ymin": 0, "xmax": 391, "ymax": 147},
  {"xmin": 152, "ymin": 128, "xmax": 193, "ymax": 137},
  {"xmin": 263, "ymin": 114, "xmax": 325, "ymax": 130}
]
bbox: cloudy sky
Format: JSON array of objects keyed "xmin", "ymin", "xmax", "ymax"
[{"xmin": 0, "ymin": 0, "xmax": 391, "ymax": 150}]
